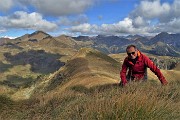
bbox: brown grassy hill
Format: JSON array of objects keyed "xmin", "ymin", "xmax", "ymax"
[
  {"xmin": 55, "ymin": 35, "xmax": 78, "ymax": 48},
  {"xmin": 14, "ymin": 31, "xmax": 65, "ymax": 48},
  {"xmin": 14, "ymin": 31, "xmax": 49, "ymax": 44},
  {"xmin": 0, "ymin": 49, "xmax": 65, "ymax": 100},
  {"xmin": 25, "ymin": 31, "xmax": 49, "ymax": 41},
  {"xmin": 2, "ymin": 31, "xmax": 79, "ymax": 63},
  {"xmin": 1, "ymin": 31, "xmax": 85, "ymax": 62},
  {"xmin": 13, "ymin": 31, "xmax": 70, "ymax": 49},
  {"xmin": 0, "ymin": 45, "xmax": 74, "ymax": 100},
  {"xmin": 3, "ymin": 48, "xmax": 120, "ymax": 100},
  {"xmin": 62, "ymin": 48, "xmax": 120, "ymax": 87},
  {"xmin": 0, "ymin": 38, "xmax": 12, "ymax": 45},
  {"xmin": 15, "ymin": 34, "xmax": 29, "ymax": 41},
  {"xmin": 31, "ymin": 48, "xmax": 120, "ymax": 96},
  {"xmin": 38, "ymin": 36, "xmax": 68, "ymax": 48}
]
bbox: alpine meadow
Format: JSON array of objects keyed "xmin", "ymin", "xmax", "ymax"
[{"xmin": 0, "ymin": 31, "xmax": 179, "ymax": 119}]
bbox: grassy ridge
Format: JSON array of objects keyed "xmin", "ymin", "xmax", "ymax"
[
  {"xmin": 0, "ymin": 47, "xmax": 179, "ymax": 119},
  {"xmin": 0, "ymin": 80, "xmax": 179, "ymax": 120}
]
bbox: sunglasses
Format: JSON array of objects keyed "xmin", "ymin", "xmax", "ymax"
[{"xmin": 127, "ymin": 52, "xmax": 136, "ymax": 56}]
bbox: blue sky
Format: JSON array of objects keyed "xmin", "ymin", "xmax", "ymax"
[{"xmin": 0, "ymin": 0, "xmax": 179, "ymax": 38}]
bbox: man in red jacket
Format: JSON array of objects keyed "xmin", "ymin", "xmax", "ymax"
[{"xmin": 120, "ymin": 45, "xmax": 168, "ymax": 86}]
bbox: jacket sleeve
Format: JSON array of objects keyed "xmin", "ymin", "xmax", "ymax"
[
  {"xmin": 144, "ymin": 55, "xmax": 168, "ymax": 85},
  {"xmin": 120, "ymin": 58, "xmax": 128, "ymax": 86}
]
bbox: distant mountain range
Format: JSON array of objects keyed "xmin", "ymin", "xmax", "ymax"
[
  {"xmin": 73, "ymin": 32, "xmax": 180, "ymax": 57},
  {"xmin": 0, "ymin": 31, "xmax": 180, "ymax": 57}
]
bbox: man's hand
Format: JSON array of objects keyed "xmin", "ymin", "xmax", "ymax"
[
  {"xmin": 162, "ymin": 80, "xmax": 168, "ymax": 85},
  {"xmin": 161, "ymin": 78, "xmax": 168, "ymax": 85},
  {"xmin": 119, "ymin": 81, "xmax": 127, "ymax": 87}
]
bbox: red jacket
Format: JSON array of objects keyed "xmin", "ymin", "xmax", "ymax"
[{"xmin": 120, "ymin": 51, "xmax": 168, "ymax": 86}]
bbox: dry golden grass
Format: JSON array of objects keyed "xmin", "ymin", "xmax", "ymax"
[
  {"xmin": 0, "ymin": 47, "xmax": 179, "ymax": 119},
  {"xmin": 0, "ymin": 80, "xmax": 179, "ymax": 120},
  {"xmin": 40, "ymin": 48, "xmax": 120, "ymax": 95},
  {"xmin": 26, "ymin": 31, "xmax": 48, "ymax": 41},
  {"xmin": 37, "ymin": 80, "xmax": 180, "ymax": 120}
]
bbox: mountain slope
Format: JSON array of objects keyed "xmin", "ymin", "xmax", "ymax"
[
  {"xmin": 32, "ymin": 48, "xmax": 120, "ymax": 96},
  {"xmin": 72, "ymin": 32, "xmax": 180, "ymax": 56},
  {"xmin": 150, "ymin": 42, "xmax": 180, "ymax": 56},
  {"xmin": 15, "ymin": 31, "xmax": 49, "ymax": 42},
  {"xmin": 147, "ymin": 32, "xmax": 180, "ymax": 47}
]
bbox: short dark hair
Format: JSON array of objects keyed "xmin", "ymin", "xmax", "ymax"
[{"xmin": 126, "ymin": 45, "xmax": 137, "ymax": 52}]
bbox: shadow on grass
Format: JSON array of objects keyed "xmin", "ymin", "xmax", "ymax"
[
  {"xmin": 3, "ymin": 50, "xmax": 65, "ymax": 74},
  {"xmin": 0, "ymin": 61, "xmax": 13, "ymax": 73},
  {"xmin": 2, "ymin": 42, "xmax": 23, "ymax": 50},
  {"xmin": 0, "ymin": 75, "xmax": 35, "ymax": 88}
]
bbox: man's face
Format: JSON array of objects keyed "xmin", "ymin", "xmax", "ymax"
[{"xmin": 126, "ymin": 47, "xmax": 137, "ymax": 59}]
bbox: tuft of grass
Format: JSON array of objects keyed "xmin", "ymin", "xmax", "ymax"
[
  {"xmin": 0, "ymin": 80, "xmax": 179, "ymax": 120},
  {"xmin": 59, "ymin": 81, "xmax": 179, "ymax": 120}
]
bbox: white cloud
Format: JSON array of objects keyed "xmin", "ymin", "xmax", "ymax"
[
  {"xmin": 1, "ymin": 0, "xmax": 180, "ymax": 36},
  {"xmin": 131, "ymin": 0, "xmax": 171, "ymax": 20},
  {"xmin": 69, "ymin": 23, "xmax": 98, "ymax": 34},
  {"xmin": 1, "ymin": 35, "xmax": 16, "ymax": 39},
  {"xmin": 156, "ymin": 18, "xmax": 180, "ymax": 33},
  {"xmin": 130, "ymin": 0, "xmax": 180, "ymax": 24},
  {"xmin": 30, "ymin": 0, "xmax": 94, "ymax": 16},
  {"xmin": 68, "ymin": 18, "xmax": 151, "ymax": 35},
  {"xmin": 1, "ymin": 0, "xmax": 95, "ymax": 16},
  {"xmin": 57, "ymin": 15, "xmax": 88, "ymax": 26},
  {"xmin": 133, "ymin": 16, "xmax": 147, "ymax": 28},
  {"xmin": 65, "ymin": 0, "xmax": 180, "ymax": 36},
  {"xmin": 124, "ymin": 0, "xmax": 180, "ymax": 34},
  {"xmin": 100, "ymin": 18, "xmax": 134, "ymax": 34},
  {"xmin": 0, "ymin": 0, "xmax": 13, "ymax": 12},
  {"xmin": 0, "ymin": 11, "xmax": 58, "ymax": 31},
  {"xmin": 168, "ymin": 18, "xmax": 180, "ymax": 29},
  {"xmin": 172, "ymin": 0, "xmax": 180, "ymax": 17}
]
